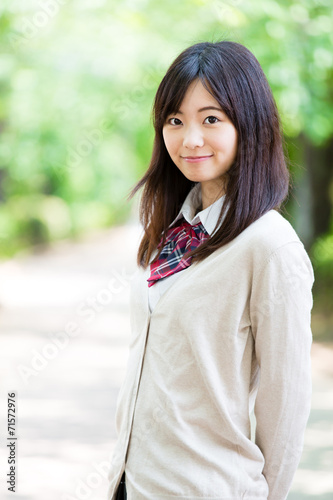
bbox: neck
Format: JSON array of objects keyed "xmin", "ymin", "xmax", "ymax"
[
  {"xmin": 200, "ymin": 180, "xmax": 226, "ymax": 210},
  {"xmin": 195, "ymin": 202, "xmax": 202, "ymax": 215}
]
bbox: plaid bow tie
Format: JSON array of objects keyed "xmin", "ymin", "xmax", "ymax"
[{"xmin": 147, "ymin": 217, "xmax": 210, "ymax": 287}]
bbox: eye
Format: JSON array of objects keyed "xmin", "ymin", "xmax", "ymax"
[
  {"xmin": 204, "ymin": 116, "xmax": 220, "ymax": 124},
  {"xmin": 168, "ymin": 117, "xmax": 182, "ymax": 126}
]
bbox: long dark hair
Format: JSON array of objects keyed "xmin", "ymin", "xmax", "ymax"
[{"xmin": 128, "ymin": 40, "xmax": 289, "ymax": 268}]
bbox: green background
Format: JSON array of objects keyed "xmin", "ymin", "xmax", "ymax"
[{"xmin": 0, "ymin": 0, "xmax": 332, "ymax": 339}]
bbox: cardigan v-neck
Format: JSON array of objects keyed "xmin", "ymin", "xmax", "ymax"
[
  {"xmin": 107, "ymin": 208, "xmax": 314, "ymax": 500},
  {"xmin": 148, "ymin": 183, "xmax": 226, "ymax": 313}
]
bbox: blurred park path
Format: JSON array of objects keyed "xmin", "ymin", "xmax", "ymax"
[{"xmin": 0, "ymin": 222, "xmax": 332, "ymax": 500}]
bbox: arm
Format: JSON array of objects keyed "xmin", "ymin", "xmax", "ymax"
[{"xmin": 250, "ymin": 241, "xmax": 314, "ymax": 500}]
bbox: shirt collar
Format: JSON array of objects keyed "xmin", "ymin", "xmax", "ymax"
[{"xmin": 169, "ymin": 183, "xmax": 226, "ymax": 236}]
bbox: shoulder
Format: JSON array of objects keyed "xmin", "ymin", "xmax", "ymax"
[
  {"xmin": 241, "ymin": 209, "xmax": 303, "ymax": 255},
  {"xmin": 239, "ymin": 209, "xmax": 314, "ymax": 284}
]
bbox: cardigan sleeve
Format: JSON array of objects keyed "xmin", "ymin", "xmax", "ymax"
[{"xmin": 250, "ymin": 240, "xmax": 314, "ymax": 500}]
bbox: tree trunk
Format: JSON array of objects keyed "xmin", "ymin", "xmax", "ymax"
[
  {"xmin": 287, "ymin": 134, "xmax": 333, "ymax": 250},
  {"xmin": 305, "ymin": 135, "xmax": 333, "ymax": 243}
]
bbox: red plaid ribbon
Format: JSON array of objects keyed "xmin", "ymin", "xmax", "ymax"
[{"xmin": 147, "ymin": 217, "xmax": 210, "ymax": 287}]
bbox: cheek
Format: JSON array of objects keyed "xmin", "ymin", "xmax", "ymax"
[
  {"xmin": 231, "ymin": 131, "xmax": 238, "ymax": 159},
  {"xmin": 215, "ymin": 129, "xmax": 238, "ymax": 157},
  {"xmin": 163, "ymin": 130, "xmax": 177, "ymax": 157},
  {"xmin": 162, "ymin": 129, "xmax": 169, "ymax": 152}
]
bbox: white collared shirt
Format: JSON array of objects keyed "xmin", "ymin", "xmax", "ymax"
[{"xmin": 148, "ymin": 183, "xmax": 226, "ymax": 313}]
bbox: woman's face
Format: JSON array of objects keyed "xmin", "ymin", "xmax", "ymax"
[{"xmin": 162, "ymin": 79, "xmax": 238, "ymax": 196}]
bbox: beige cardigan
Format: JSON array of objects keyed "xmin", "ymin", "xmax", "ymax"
[{"xmin": 107, "ymin": 209, "xmax": 314, "ymax": 500}]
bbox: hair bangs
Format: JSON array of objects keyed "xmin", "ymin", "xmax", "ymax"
[
  {"xmin": 199, "ymin": 74, "xmax": 235, "ymax": 123},
  {"xmin": 153, "ymin": 54, "xmax": 202, "ymax": 130}
]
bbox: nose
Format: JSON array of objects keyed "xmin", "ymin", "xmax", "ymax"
[{"xmin": 182, "ymin": 125, "xmax": 204, "ymax": 149}]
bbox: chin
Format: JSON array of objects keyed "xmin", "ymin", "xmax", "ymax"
[
  {"xmin": 185, "ymin": 174, "xmax": 213, "ymax": 183},
  {"xmin": 182, "ymin": 175, "xmax": 205, "ymax": 183}
]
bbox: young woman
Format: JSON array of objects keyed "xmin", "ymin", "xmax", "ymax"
[{"xmin": 107, "ymin": 40, "xmax": 314, "ymax": 500}]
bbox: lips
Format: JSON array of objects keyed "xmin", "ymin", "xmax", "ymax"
[{"xmin": 181, "ymin": 155, "xmax": 213, "ymax": 163}]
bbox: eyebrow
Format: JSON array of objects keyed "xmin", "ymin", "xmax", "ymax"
[{"xmin": 176, "ymin": 106, "xmax": 224, "ymax": 114}]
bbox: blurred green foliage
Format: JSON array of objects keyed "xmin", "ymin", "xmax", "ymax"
[{"xmin": 0, "ymin": 0, "xmax": 332, "ymax": 336}]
